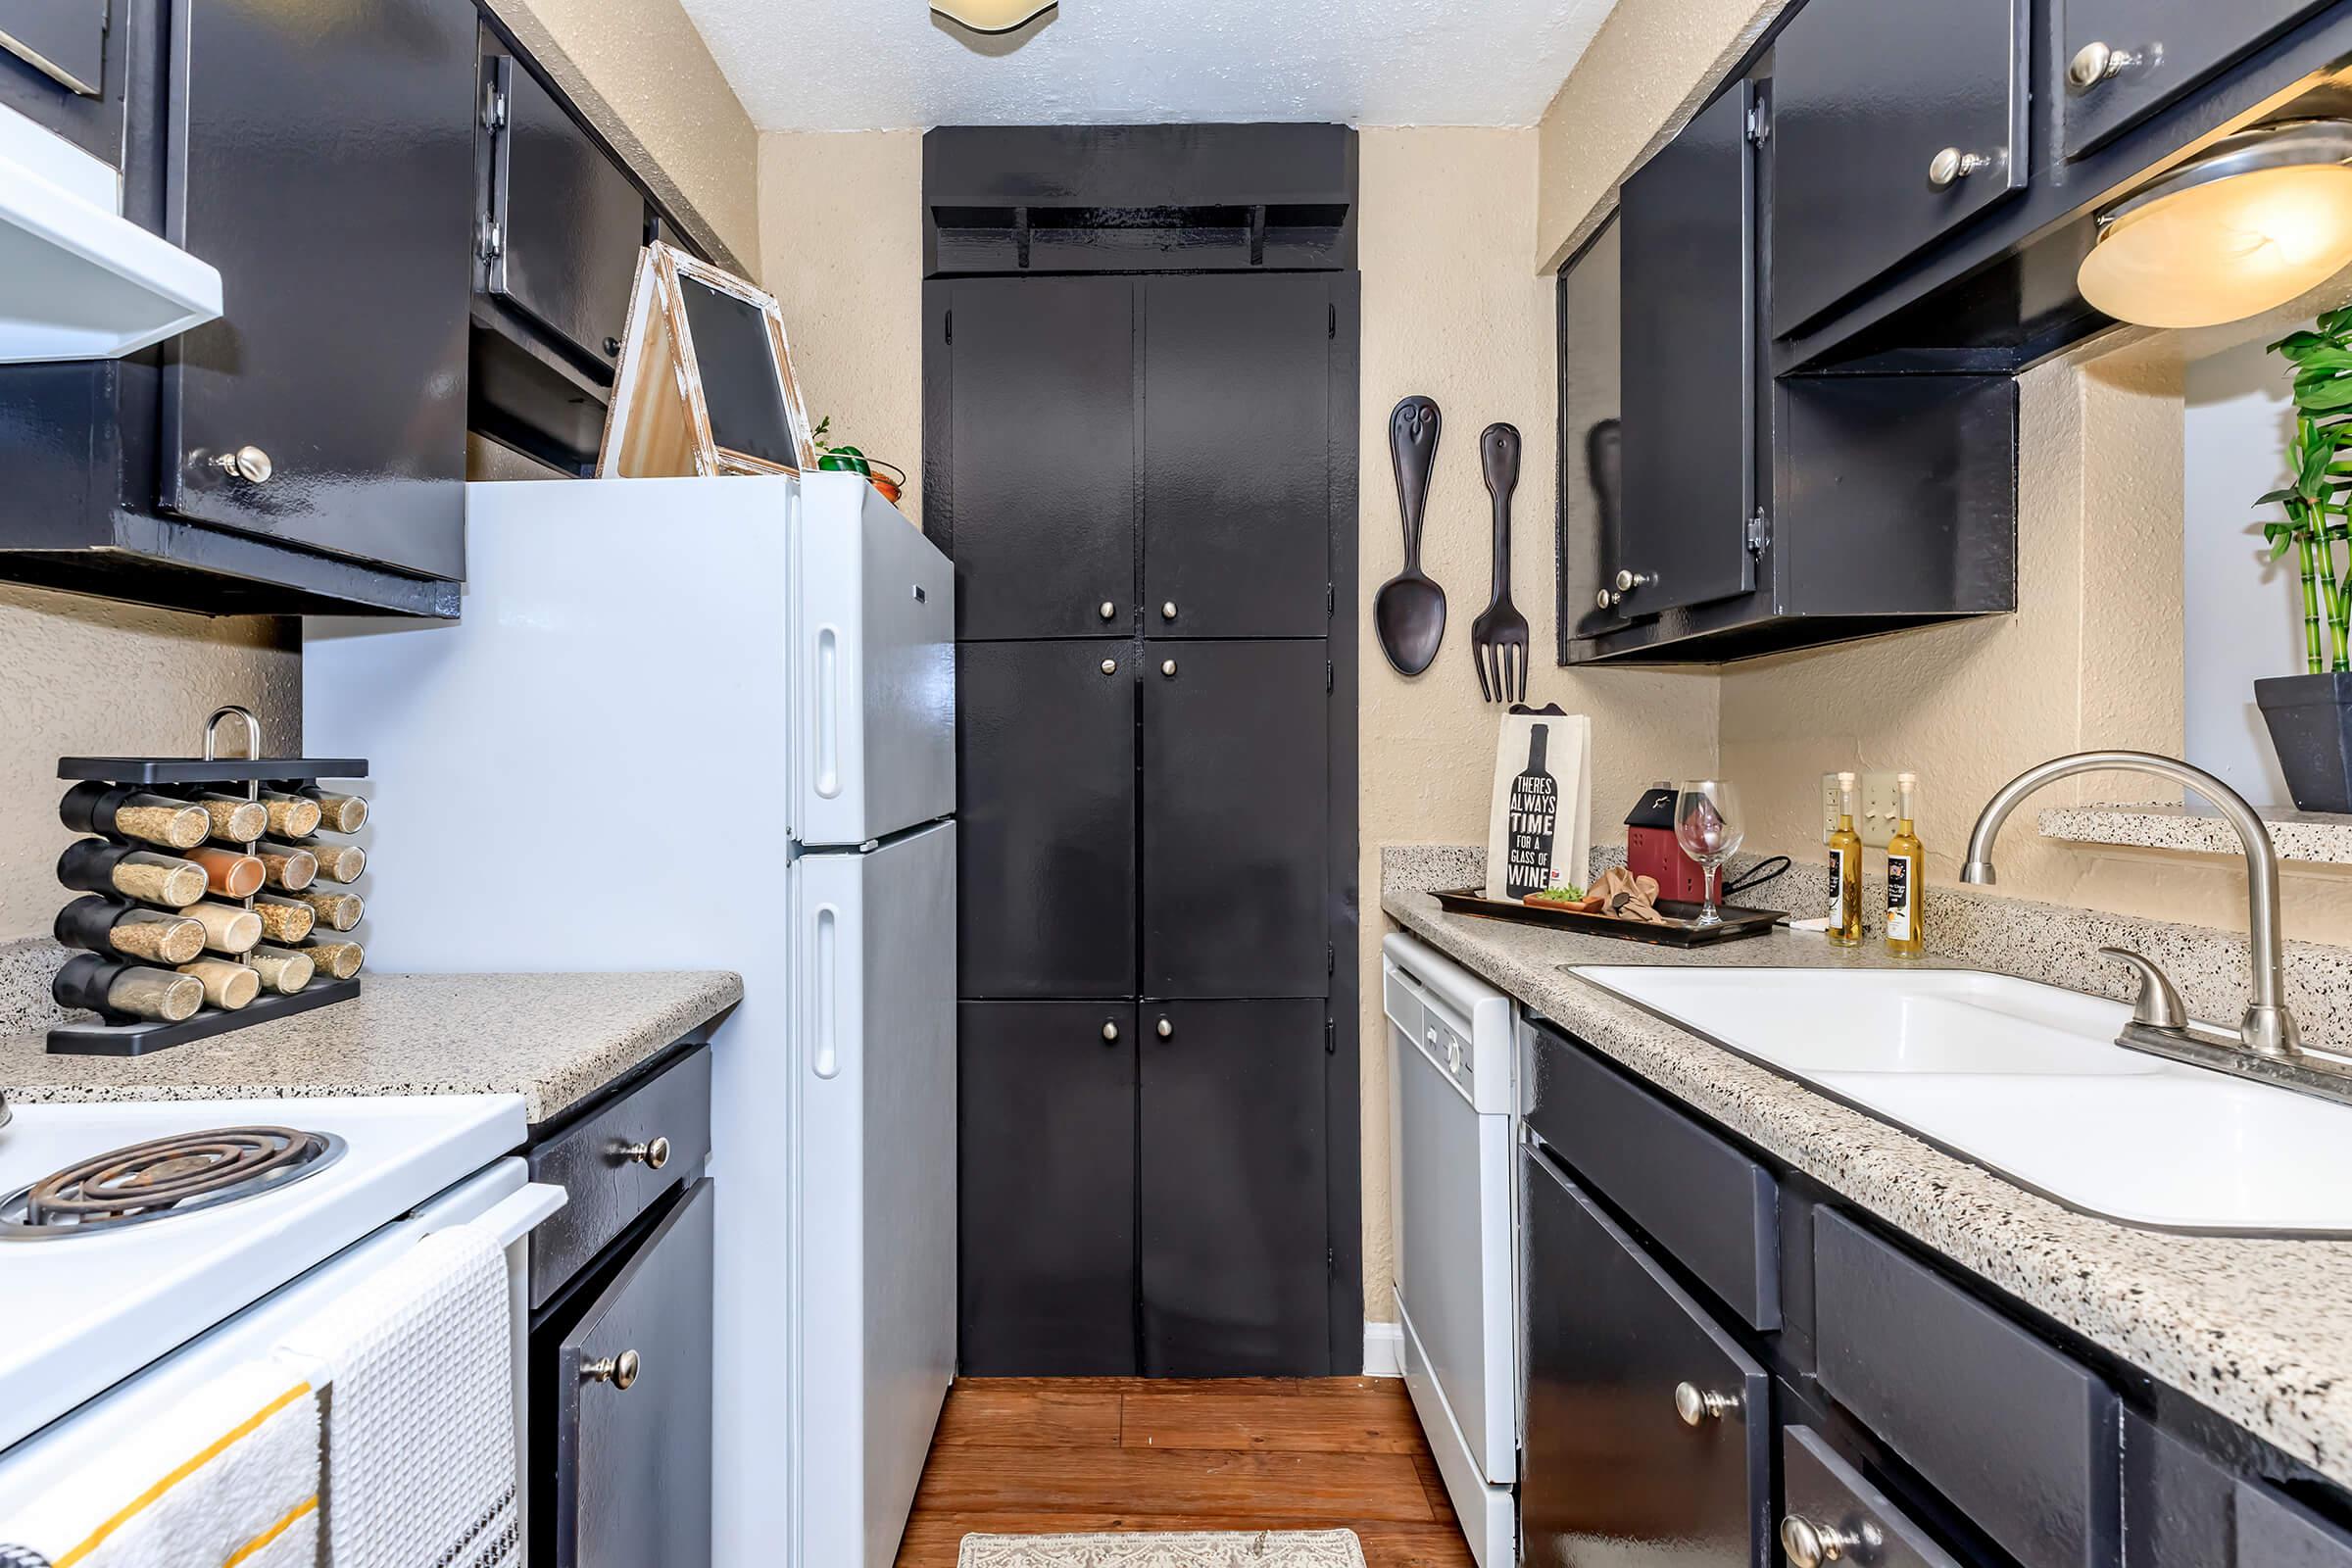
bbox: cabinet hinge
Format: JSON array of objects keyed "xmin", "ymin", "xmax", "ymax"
[
  {"xmin": 475, "ymin": 217, "xmax": 505, "ymax": 263},
  {"xmin": 1326, "ymin": 1247, "xmax": 1337, "ymax": 1278},
  {"xmin": 1745, "ymin": 98, "xmax": 1769, "ymax": 146},
  {"xmin": 1744, "ymin": 508, "xmax": 1771, "ymax": 555},
  {"xmin": 1326, "ymin": 582, "xmax": 1335, "ymax": 618},
  {"xmin": 1328, "ymin": 303, "xmax": 1337, "ymax": 339},
  {"xmin": 1326, "ymin": 943, "xmax": 1336, "ymax": 975},
  {"xmin": 1325, "ymin": 1017, "xmax": 1336, "ymax": 1054},
  {"xmin": 944, "ymin": 310, "xmax": 953, "ymax": 345},
  {"xmin": 481, "ymin": 83, "xmax": 509, "ymax": 132},
  {"xmin": 1325, "ymin": 660, "xmax": 1335, "ymax": 693}
]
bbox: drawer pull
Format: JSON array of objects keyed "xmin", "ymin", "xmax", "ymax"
[
  {"xmin": 1102, "ymin": 1020, "xmax": 1120, "ymax": 1042},
  {"xmin": 1927, "ymin": 147, "xmax": 1993, "ymax": 188},
  {"xmin": 617, "ymin": 1136, "xmax": 671, "ymax": 1170},
  {"xmin": 1780, "ymin": 1514, "xmax": 1875, "ymax": 1567},
  {"xmin": 1673, "ymin": 1381, "xmax": 1740, "ymax": 1425},
  {"xmin": 213, "ymin": 446, "xmax": 273, "ymax": 484},
  {"xmin": 2066, "ymin": 40, "xmax": 2144, "ymax": 89},
  {"xmin": 583, "ymin": 1348, "xmax": 641, "ymax": 1390}
]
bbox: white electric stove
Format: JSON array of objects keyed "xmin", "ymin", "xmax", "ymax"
[{"xmin": 0, "ymin": 1091, "xmax": 547, "ymax": 1477}]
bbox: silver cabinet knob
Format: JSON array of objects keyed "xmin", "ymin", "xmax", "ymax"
[
  {"xmin": 1161, "ymin": 601, "xmax": 1177, "ymax": 620},
  {"xmin": 1160, "ymin": 660, "xmax": 1177, "ymax": 676},
  {"xmin": 1102, "ymin": 1020, "xmax": 1120, "ymax": 1042},
  {"xmin": 1156, "ymin": 1016, "xmax": 1173, "ymax": 1039},
  {"xmin": 1674, "ymin": 1382, "xmax": 1740, "ymax": 1425},
  {"xmin": 1101, "ymin": 659, "xmax": 1118, "ymax": 675},
  {"xmin": 2067, "ymin": 40, "xmax": 2142, "ymax": 88},
  {"xmin": 213, "ymin": 446, "xmax": 273, "ymax": 484},
  {"xmin": 1928, "ymin": 147, "xmax": 1993, "ymax": 188},
  {"xmin": 1099, "ymin": 601, "xmax": 1116, "ymax": 620},
  {"xmin": 1596, "ymin": 587, "xmax": 1621, "ymax": 611},
  {"xmin": 1614, "ymin": 569, "xmax": 1653, "ymax": 593},
  {"xmin": 617, "ymin": 1135, "xmax": 671, "ymax": 1170},
  {"xmin": 583, "ymin": 1348, "xmax": 641, "ymax": 1390},
  {"xmin": 1780, "ymin": 1515, "xmax": 1869, "ymax": 1568}
]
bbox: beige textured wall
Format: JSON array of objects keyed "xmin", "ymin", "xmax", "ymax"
[
  {"xmin": 1535, "ymin": 0, "xmax": 1787, "ymax": 269},
  {"xmin": 481, "ymin": 0, "xmax": 760, "ymax": 270},
  {"xmin": 758, "ymin": 131, "xmax": 926, "ymax": 515},
  {"xmin": 1354, "ymin": 127, "xmax": 1719, "ymax": 1317},
  {"xmin": 0, "ymin": 587, "xmax": 298, "ymax": 943}
]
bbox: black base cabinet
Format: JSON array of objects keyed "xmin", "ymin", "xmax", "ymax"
[{"xmin": 1521, "ymin": 1020, "xmax": 2352, "ymax": 1568}]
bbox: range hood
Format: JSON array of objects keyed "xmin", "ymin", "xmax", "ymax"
[{"xmin": 0, "ymin": 103, "xmax": 220, "ymax": 363}]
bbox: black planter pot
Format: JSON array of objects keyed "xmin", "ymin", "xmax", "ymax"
[{"xmin": 2256, "ymin": 671, "xmax": 2352, "ymax": 812}]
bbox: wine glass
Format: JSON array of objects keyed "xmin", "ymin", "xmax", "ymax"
[{"xmin": 1673, "ymin": 780, "xmax": 1745, "ymax": 928}]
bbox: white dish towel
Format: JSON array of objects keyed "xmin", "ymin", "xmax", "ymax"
[
  {"xmin": 0, "ymin": 1358, "xmax": 321, "ymax": 1568},
  {"xmin": 279, "ymin": 1222, "xmax": 518, "ymax": 1568}
]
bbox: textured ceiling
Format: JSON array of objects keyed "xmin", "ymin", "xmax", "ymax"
[{"xmin": 681, "ymin": 0, "xmax": 1624, "ymax": 132}]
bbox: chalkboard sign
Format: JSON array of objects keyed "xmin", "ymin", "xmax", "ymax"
[{"xmin": 599, "ymin": 242, "xmax": 819, "ymax": 479}]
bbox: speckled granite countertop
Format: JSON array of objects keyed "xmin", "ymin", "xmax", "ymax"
[
  {"xmin": 0, "ymin": 969, "xmax": 741, "ymax": 1125},
  {"xmin": 1383, "ymin": 845, "xmax": 2352, "ymax": 1488}
]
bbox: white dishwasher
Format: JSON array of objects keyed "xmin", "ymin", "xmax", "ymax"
[{"xmin": 1384, "ymin": 932, "xmax": 1517, "ymax": 1568}]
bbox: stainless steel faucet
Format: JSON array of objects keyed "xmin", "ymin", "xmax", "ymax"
[{"xmin": 1958, "ymin": 751, "xmax": 2343, "ymax": 1100}]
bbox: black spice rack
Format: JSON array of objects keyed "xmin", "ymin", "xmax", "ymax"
[{"xmin": 48, "ymin": 706, "xmax": 370, "ymax": 1056}]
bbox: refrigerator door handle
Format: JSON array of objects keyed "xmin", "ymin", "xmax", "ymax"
[
  {"xmin": 815, "ymin": 624, "xmax": 843, "ymax": 800},
  {"xmin": 813, "ymin": 902, "xmax": 841, "ymax": 1078}
]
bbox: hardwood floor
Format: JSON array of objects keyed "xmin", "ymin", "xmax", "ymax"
[{"xmin": 894, "ymin": 1378, "xmax": 1479, "ymax": 1567}]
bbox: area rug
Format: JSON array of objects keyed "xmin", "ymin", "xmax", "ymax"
[{"xmin": 956, "ymin": 1530, "xmax": 1367, "ymax": 1567}]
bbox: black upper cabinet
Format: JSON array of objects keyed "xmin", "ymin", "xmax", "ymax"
[
  {"xmin": 1556, "ymin": 216, "xmax": 1624, "ymax": 652},
  {"xmin": 959, "ymin": 1001, "xmax": 1140, "ymax": 1376},
  {"xmin": 0, "ymin": 0, "xmax": 121, "ymax": 165},
  {"xmin": 1142, "ymin": 274, "xmax": 1332, "ymax": 638},
  {"xmin": 932, "ymin": 275, "xmax": 1138, "ymax": 639},
  {"xmin": 1139, "ymin": 999, "xmax": 1328, "ymax": 1377},
  {"xmin": 161, "ymin": 0, "xmax": 475, "ymax": 582},
  {"xmin": 1141, "ymin": 639, "xmax": 1329, "ymax": 999},
  {"xmin": 2057, "ymin": 0, "xmax": 2338, "ymax": 158},
  {"xmin": 482, "ymin": 52, "xmax": 648, "ymax": 374},
  {"xmin": 956, "ymin": 640, "xmax": 1137, "ymax": 999},
  {"xmin": 1521, "ymin": 1148, "xmax": 1768, "ymax": 1568},
  {"xmin": 1768, "ymin": 0, "xmax": 2028, "ymax": 336},
  {"xmin": 1615, "ymin": 82, "xmax": 1754, "ymax": 622}
]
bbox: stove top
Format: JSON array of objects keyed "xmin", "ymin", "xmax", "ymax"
[
  {"xmin": 0, "ymin": 1094, "xmax": 526, "ymax": 1452},
  {"xmin": 1, "ymin": 1125, "xmax": 345, "ymax": 1240}
]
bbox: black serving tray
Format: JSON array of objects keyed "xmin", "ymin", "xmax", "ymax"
[
  {"xmin": 59, "ymin": 757, "xmax": 368, "ymax": 785},
  {"xmin": 1432, "ymin": 888, "xmax": 1787, "ymax": 947},
  {"xmin": 47, "ymin": 977, "xmax": 361, "ymax": 1056}
]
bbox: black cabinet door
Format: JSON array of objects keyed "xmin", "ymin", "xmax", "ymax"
[
  {"xmin": 1559, "ymin": 217, "xmax": 1628, "ymax": 650},
  {"xmin": 1142, "ymin": 274, "xmax": 1332, "ymax": 638},
  {"xmin": 1521, "ymin": 1146, "xmax": 1769, "ymax": 1568},
  {"xmin": 959, "ymin": 1001, "xmax": 1139, "ymax": 1375},
  {"xmin": 1784, "ymin": 1427, "xmax": 1965, "ymax": 1568},
  {"xmin": 1139, "ymin": 999, "xmax": 1328, "ymax": 1376},
  {"xmin": 940, "ymin": 276, "xmax": 1138, "ymax": 640},
  {"xmin": 2058, "ymin": 0, "xmax": 2336, "ymax": 157},
  {"xmin": 957, "ymin": 640, "xmax": 1137, "ymax": 998},
  {"xmin": 555, "ymin": 1178, "xmax": 714, "ymax": 1568},
  {"xmin": 1617, "ymin": 82, "xmax": 1755, "ymax": 619},
  {"xmin": 162, "ymin": 0, "xmax": 473, "ymax": 580},
  {"xmin": 1769, "ymin": 0, "xmax": 2028, "ymax": 336},
  {"xmin": 0, "ymin": 0, "xmax": 104, "ymax": 94},
  {"xmin": 1141, "ymin": 639, "xmax": 1328, "ymax": 998},
  {"xmin": 486, "ymin": 52, "xmax": 648, "ymax": 373}
]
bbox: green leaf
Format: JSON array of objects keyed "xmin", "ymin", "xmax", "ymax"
[
  {"xmin": 2273, "ymin": 329, "xmax": 2327, "ymax": 356},
  {"xmin": 2302, "ymin": 378, "xmax": 2352, "ymax": 412},
  {"xmin": 2258, "ymin": 487, "xmax": 2299, "ymax": 505}
]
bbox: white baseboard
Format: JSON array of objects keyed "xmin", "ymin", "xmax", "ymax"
[{"xmin": 1362, "ymin": 1320, "xmax": 1405, "ymax": 1378}]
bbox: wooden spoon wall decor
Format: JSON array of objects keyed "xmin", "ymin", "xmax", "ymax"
[{"xmin": 1374, "ymin": 395, "xmax": 1446, "ymax": 675}]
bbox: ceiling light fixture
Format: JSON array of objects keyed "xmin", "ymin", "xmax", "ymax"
[
  {"xmin": 2078, "ymin": 120, "xmax": 2352, "ymax": 329},
  {"xmin": 931, "ymin": 0, "xmax": 1055, "ymax": 33}
]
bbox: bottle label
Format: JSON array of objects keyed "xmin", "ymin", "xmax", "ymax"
[
  {"xmin": 1829, "ymin": 847, "xmax": 1848, "ymax": 919},
  {"xmin": 1887, "ymin": 855, "xmax": 1914, "ymax": 941}
]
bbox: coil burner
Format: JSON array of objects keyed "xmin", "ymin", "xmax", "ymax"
[{"xmin": 0, "ymin": 1125, "xmax": 345, "ymax": 1240}]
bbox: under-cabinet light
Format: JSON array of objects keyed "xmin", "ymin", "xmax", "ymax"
[
  {"xmin": 2079, "ymin": 120, "xmax": 2352, "ymax": 329},
  {"xmin": 931, "ymin": 0, "xmax": 1055, "ymax": 32}
]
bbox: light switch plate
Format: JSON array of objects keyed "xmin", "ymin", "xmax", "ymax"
[
  {"xmin": 1820, "ymin": 770, "xmax": 1903, "ymax": 847},
  {"xmin": 1818, "ymin": 773, "xmax": 1842, "ymax": 844}
]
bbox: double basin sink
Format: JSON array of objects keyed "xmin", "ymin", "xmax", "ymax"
[{"xmin": 1572, "ymin": 965, "xmax": 2352, "ymax": 1235}]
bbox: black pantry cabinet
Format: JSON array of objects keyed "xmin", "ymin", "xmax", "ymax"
[
  {"xmin": 931, "ymin": 123, "xmax": 1359, "ymax": 1380},
  {"xmin": 0, "ymin": 0, "xmax": 708, "ymax": 614}
]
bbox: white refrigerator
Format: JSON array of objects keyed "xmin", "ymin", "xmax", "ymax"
[{"xmin": 303, "ymin": 472, "xmax": 956, "ymax": 1568}]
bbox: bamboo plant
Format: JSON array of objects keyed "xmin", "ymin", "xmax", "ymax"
[{"xmin": 2263, "ymin": 306, "xmax": 2352, "ymax": 672}]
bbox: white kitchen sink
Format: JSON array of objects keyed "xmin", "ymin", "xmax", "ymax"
[{"xmin": 1572, "ymin": 966, "xmax": 2352, "ymax": 1234}]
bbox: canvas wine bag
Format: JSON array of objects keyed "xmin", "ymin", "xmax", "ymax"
[{"xmin": 1486, "ymin": 710, "xmax": 1592, "ymax": 901}]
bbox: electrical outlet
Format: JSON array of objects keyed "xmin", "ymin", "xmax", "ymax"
[
  {"xmin": 1818, "ymin": 773, "xmax": 1850, "ymax": 844},
  {"xmin": 1858, "ymin": 770, "xmax": 1902, "ymax": 849}
]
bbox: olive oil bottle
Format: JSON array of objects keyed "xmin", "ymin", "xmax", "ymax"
[
  {"xmin": 1886, "ymin": 772, "xmax": 1926, "ymax": 958},
  {"xmin": 1828, "ymin": 772, "xmax": 1864, "ymax": 947}
]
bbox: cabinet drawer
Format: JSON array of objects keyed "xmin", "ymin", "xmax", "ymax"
[
  {"xmin": 528, "ymin": 1046, "xmax": 710, "ymax": 1305},
  {"xmin": 1522, "ymin": 1147, "xmax": 1767, "ymax": 1568},
  {"xmin": 1768, "ymin": 0, "xmax": 2028, "ymax": 336},
  {"xmin": 1813, "ymin": 1209, "xmax": 2119, "ymax": 1568},
  {"xmin": 1784, "ymin": 1426, "xmax": 1963, "ymax": 1568},
  {"xmin": 1523, "ymin": 1025, "xmax": 1780, "ymax": 1330},
  {"xmin": 2238, "ymin": 1481, "xmax": 2352, "ymax": 1567},
  {"xmin": 2059, "ymin": 0, "xmax": 2336, "ymax": 159}
]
